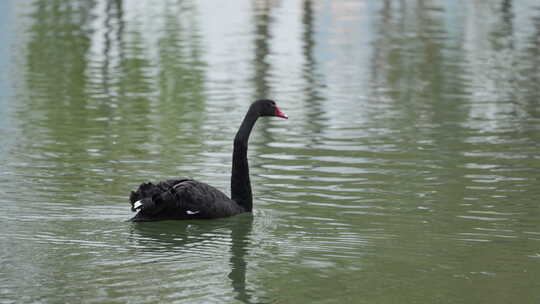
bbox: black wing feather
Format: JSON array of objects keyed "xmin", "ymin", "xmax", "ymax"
[{"xmin": 129, "ymin": 179, "xmax": 244, "ymax": 221}]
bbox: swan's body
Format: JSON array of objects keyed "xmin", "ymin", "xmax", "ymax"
[{"xmin": 129, "ymin": 100, "xmax": 287, "ymax": 222}]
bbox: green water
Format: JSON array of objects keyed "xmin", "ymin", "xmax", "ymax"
[{"xmin": 1, "ymin": 0, "xmax": 540, "ymax": 303}]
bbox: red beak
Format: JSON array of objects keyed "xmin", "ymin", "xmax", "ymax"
[{"xmin": 274, "ymin": 105, "xmax": 288, "ymax": 119}]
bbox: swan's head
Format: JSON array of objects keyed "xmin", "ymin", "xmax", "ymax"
[{"xmin": 254, "ymin": 99, "xmax": 288, "ymax": 119}]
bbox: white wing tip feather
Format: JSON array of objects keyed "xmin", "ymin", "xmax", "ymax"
[{"xmin": 133, "ymin": 200, "xmax": 143, "ymax": 209}]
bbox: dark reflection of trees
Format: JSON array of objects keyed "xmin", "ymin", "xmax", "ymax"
[
  {"xmin": 154, "ymin": 2, "xmax": 206, "ymax": 174},
  {"xmin": 25, "ymin": 1, "xmax": 95, "ymax": 120},
  {"xmin": 21, "ymin": 0, "xmax": 209, "ymax": 193},
  {"xmin": 252, "ymin": 1, "xmax": 272, "ymax": 99},
  {"xmin": 248, "ymin": 1, "xmax": 276, "ymax": 176},
  {"xmin": 129, "ymin": 215, "xmax": 254, "ymax": 303},
  {"xmin": 472, "ymin": 0, "xmax": 539, "ymax": 121},
  {"xmin": 369, "ymin": 0, "xmax": 472, "ymax": 260},
  {"xmin": 93, "ymin": 0, "xmax": 124, "ymax": 175},
  {"xmin": 501, "ymin": 0, "xmax": 514, "ymax": 50},
  {"xmin": 301, "ymin": 0, "xmax": 326, "ymax": 145},
  {"xmin": 370, "ymin": 0, "xmax": 469, "ymax": 156},
  {"xmin": 486, "ymin": 0, "xmax": 516, "ymax": 104},
  {"xmin": 368, "ymin": 2, "xmax": 540, "ymax": 301},
  {"xmin": 158, "ymin": 4, "xmax": 205, "ymax": 106},
  {"xmin": 480, "ymin": 1, "xmax": 540, "ymax": 133},
  {"xmin": 22, "ymin": 1, "xmax": 98, "ymax": 189},
  {"xmin": 94, "ymin": 1, "xmax": 156, "ymax": 190},
  {"xmin": 100, "ymin": 0, "xmax": 124, "ymax": 98},
  {"xmin": 18, "ymin": 0, "xmax": 99, "ymax": 296},
  {"xmin": 520, "ymin": 5, "xmax": 540, "ymax": 117}
]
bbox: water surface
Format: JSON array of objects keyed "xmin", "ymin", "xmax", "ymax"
[{"xmin": 1, "ymin": 0, "xmax": 540, "ymax": 303}]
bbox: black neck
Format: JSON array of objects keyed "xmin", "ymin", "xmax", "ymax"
[{"xmin": 231, "ymin": 106, "xmax": 259, "ymax": 211}]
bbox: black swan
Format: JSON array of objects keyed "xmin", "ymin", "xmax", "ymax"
[{"xmin": 129, "ymin": 99, "xmax": 288, "ymax": 221}]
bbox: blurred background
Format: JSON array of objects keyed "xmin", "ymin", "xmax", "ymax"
[{"xmin": 0, "ymin": 0, "xmax": 539, "ymax": 303}]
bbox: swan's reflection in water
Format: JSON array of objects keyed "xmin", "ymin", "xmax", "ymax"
[
  {"xmin": 128, "ymin": 215, "xmax": 254, "ymax": 303},
  {"xmin": 228, "ymin": 215, "xmax": 253, "ymax": 303}
]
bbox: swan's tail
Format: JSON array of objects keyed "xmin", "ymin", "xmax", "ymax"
[
  {"xmin": 129, "ymin": 182, "xmax": 161, "ymax": 212},
  {"xmin": 129, "ymin": 179, "xmax": 192, "ymax": 219}
]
